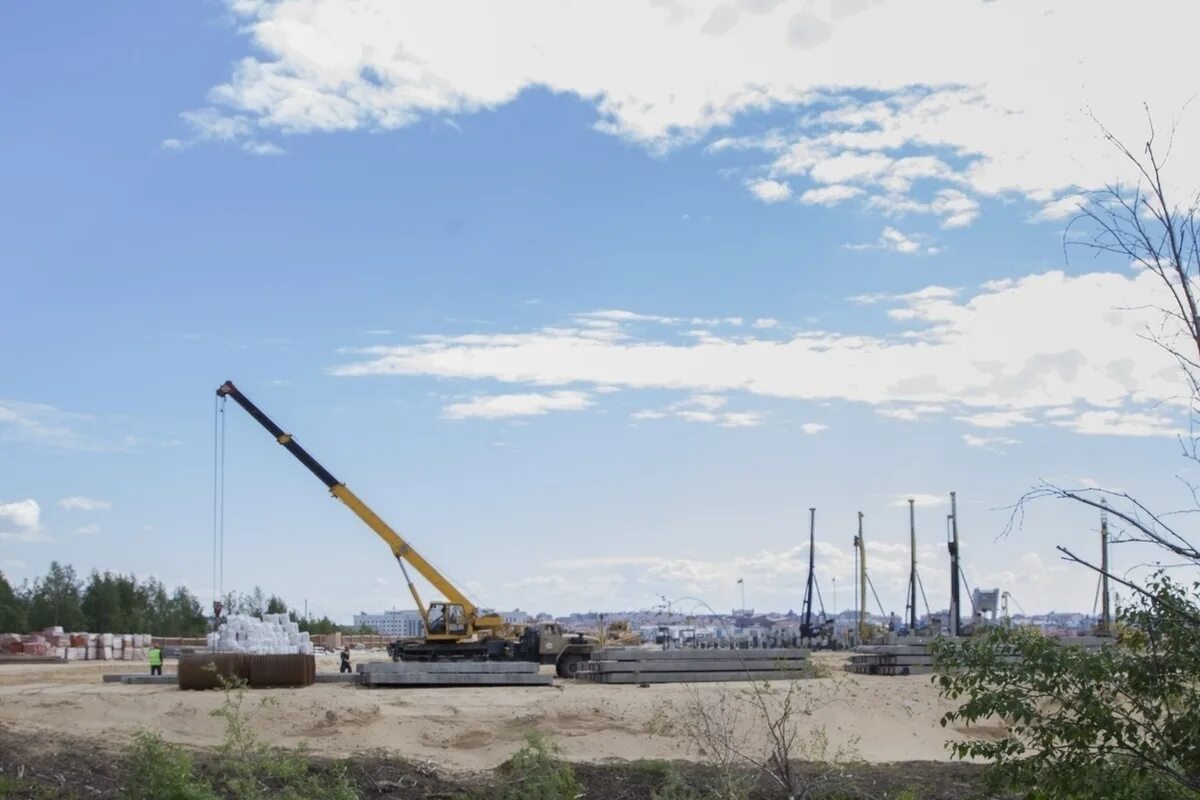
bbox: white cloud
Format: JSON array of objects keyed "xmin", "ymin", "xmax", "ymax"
[
  {"xmin": 443, "ymin": 391, "xmax": 592, "ymax": 420},
  {"xmin": 752, "ymin": 318, "xmax": 779, "ymax": 329},
  {"xmin": 0, "ymin": 499, "xmax": 44, "ymax": 542},
  {"xmin": 963, "ymin": 433, "xmax": 1019, "ymax": 448},
  {"xmin": 1052, "ymin": 409, "xmax": 1181, "ymax": 437},
  {"xmin": 747, "ymin": 178, "xmax": 792, "ymax": 203},
  {"xmin": 0, "ymin": 401, "xmax": 135, "ymax": 451},
  {"xmin": 798, "ymin": 184, "xmax": 863, "ymax": 206},
  {"xmin": 333, "ymin": 269, "xmax": 1189, "ymax": 438},
  {"xmin": 957, "ymin": 411, "xmax": 1034, "ymax": 429},
  {"xmin": 801, "ymin": 423, "xmax": 829, "ymax": 435},
  {"xmin": 845, "ymin": 226, "xmax": 933, "ymax": 255},
  {"xmin": 893, "ymin": 494, "xmax": 946, "ymax": 509},
  {"xmin": 182, "ymin": 1, "xmax": 1200, "ymax": 227},
  {"xmin": 1036, "ymin": 193, "xmax": 1089, "ymax": 221},
  {"xmin": 631, "ymin": 393, "xmax": 763, "ymax": 428},
  {"xmin": 931, "ymin": 189, "xmax": 980, "ymax": 229},
  {"xmin": 58, "ymin": 496, "xmax": 112, "ymax": 512},
  {"xmin": 74, "ymin": 524, "xmax": 100, "ymax": 536}
]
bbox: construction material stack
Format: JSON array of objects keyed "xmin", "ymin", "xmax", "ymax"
[
  {"xmin": 845, "ymin": 641, "xmax": 939, "ymax": 675},
  {"xmin": 576, "ymin": 647, "xmax": 812, "ymax": 684},
  {"xmin": 357, "ymin": 660, "xmax": 552, "ymax": 687},
  {"xmin": 0, "ymin": 628, "xmax": 153, "ymax": 662}
]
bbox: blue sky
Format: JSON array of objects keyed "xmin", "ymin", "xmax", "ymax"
[{"xmin": 2, "ymin": 0, "xmax": 1197, "ymax": 622}]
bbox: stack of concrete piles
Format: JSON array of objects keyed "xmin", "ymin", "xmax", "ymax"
[
  {"xmin": 846, "ymin": 642, "xmax": 940, "ymax": 676},
  {"xmin": 845, "ymin": 634, "xmax": 1113, "ymax": 677},
  {"xmin": 576, "ymin": 647, "xmax": 812, "ymax": 685},
  {"xmin": 357, "ymin": 661, "xmax": 553, "ymax": 687}
]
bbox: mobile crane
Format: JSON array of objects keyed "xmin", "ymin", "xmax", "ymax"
[{"xmin": 216, "ymin": 381, "xmax": 597, "ymax": 676}]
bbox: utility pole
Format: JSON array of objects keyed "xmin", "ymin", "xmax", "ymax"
[
  {"xmin": 907, "ymin": 498, "xmax": 918, "ymax": 630},
  {"xmin": 802, "ymin": 507, "xmax": 817, "ymax": 642},
  {"xmin": 1100, "ymin": 500, "xmax": 1111, "ymax": 634},
  {"xmin": 948, "ymin": 491, "xmax": 961, "ymax": 637}
]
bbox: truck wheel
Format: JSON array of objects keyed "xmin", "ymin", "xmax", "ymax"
[{"xmin": 556, "ymin": 654, "xmax": 584, "ymax": 679}]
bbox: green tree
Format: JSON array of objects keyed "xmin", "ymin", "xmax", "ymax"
[
  {"xmin": 265, "ymin": 595, "xmax": 288, "ymax": 615},
  {"xmin": 935, "ymin": 120, "xmax": 1200, "ymax": 800},
  {"xmin": 0, "ymin": 570, "xmax": 27, "ymax": 632},
  {"xmin": 934, "ymin": 579, "xmax": 1200, "ymax": 799},
  {"xmin": 26, "ymin": 561, "xmax": 85, "ymax": 631}
]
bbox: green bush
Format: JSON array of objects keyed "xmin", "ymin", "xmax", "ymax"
[
  {"xmin": 499, "ymin": 733, "xmax": 580, "ymax": 800},
  {"xmin": 121, "ymin": 731, "xmax": 216, "ymax": 800}
]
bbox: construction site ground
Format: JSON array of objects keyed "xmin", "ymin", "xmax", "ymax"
[{"xmin": 0, "ymin": 652, "xmax": 994, "ymax": 772}]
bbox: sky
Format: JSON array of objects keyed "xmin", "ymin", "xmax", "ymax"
[{"xmin": 3, "ymin": 0, "xmax": 1199, "ymax": 623}]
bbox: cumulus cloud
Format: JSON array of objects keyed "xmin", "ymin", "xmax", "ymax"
[
  {"xmin": 801, "ymin": 423, "xmax": 829, "ymax": 434},
  {"xmin": 631, "ymin": 394, "xmax": 764, "ymax": 428},
  {"xmin": 845, "ymin": 226, "xmax": 934, "ymax": 255},
  {"xmin": 0, "ymin": 499, "xmax": 44, "ymax": 542},
  {"xmin": 442, "ymin": 391, "xmax": 592, "ymax": 419},
  {"xmin": 799, "ymin": 184, "xmax": 863, "ymax": 206},
  {"xmin": 179, "ymin": 1, "xmax": 1200, "ymax": 227},
  {"xmin": 58, "ymin": 496, "xmax": 112, "ymax": 512},
  {"xmin": 747, "ymin": 178, "xmax": 793, "ymax": 203},
  {"xmin": 333, "ymin": 269, "xmax": 1189, "ymax": 438},
  {"xmin": 963, "ymin": 433, "xmax": 1019, "ymax": 449}
]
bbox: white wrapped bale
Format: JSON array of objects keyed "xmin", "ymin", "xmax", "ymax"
[{"xmin": 100, "ymin": 633, "xmax": 113, "ymax": 647}]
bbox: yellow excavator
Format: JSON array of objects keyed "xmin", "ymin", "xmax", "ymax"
[{"xmin": 217, "ymin": 381, "xmax": 597, "ymax": 675}]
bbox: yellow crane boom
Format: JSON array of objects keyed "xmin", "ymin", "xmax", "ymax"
[{"xmin": 216, "ymin": 380, "xmax": 503, "ymax": 641}]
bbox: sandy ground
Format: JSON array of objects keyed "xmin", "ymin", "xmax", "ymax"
[{"xmin": 0, "ymin": 652, "xmax": 985, "ymax": 770}]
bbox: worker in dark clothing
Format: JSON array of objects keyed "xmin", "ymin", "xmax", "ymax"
[{"xmin": 339, "ymin": 646, "xmax": 352, "ymax": 674}]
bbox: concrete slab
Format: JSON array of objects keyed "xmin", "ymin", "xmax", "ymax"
[
  {"xmin": 359, "ymin": 661, "xmax": 538, "ymax": 675},
  {"xmin": 119, "ymin": 675, "xmax": 178, "ymax": 685},
  {"xmin": 584, "ymin": 670, "xmax": 813, "ymax": 684},
  {"xmin": 583, "ymin": 658, "xmax": 809, "ymax": 673},
  {"xmin": 597, "ymin": 648, "xmax": 809, "ymax": 661},
  {"xmin": 315, "ymin": 673, "xmax": 362, "ymax": 684},
  {"xmin": 362, "ymin": 672, "xmax": 552, "ymax": 687}
]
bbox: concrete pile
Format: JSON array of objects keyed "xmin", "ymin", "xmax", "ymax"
[
  {"xmin": 576, "ymin": 647, "xmax": 812, "ymax": 684},
  {"xmin": 846, "ymin": 643, "xmax": 940, "ymax": 676},
  {"xmin": 357, "ymin": 661, "xmax": 553, "ymax": 687},
  {"xmin": 845, "ymin": 634, "xmax": 1113, "ymax": 677},
  {"xmin": 1, "ymin": 628, "xmax": 153, "ymax": 661},
  {"xmin": 206, "ymin": 614, "xmax": 314, "ymax": 655}
]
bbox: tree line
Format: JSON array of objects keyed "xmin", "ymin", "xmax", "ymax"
[{"xmin": 0, "ymin": 562, "xmax": 366, "ymax": 637}]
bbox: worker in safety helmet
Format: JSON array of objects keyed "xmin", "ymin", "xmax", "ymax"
[
  {"xmin": 339, "ymin": 646, "xmax": 352, "ymax": 674},
  {"xmin": 147, "ymin": 643, "xmax": 163, "ymax": 676}
]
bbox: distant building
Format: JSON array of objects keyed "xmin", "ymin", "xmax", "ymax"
[
  {"xmin": 353, "ymin": 610, "xmax": 424, "ymax": 638},
  {"xmin": 498, "ymin": 609, "xmax": 532, "ymax": 625}
]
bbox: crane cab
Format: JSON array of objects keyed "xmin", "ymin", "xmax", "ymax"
[{"xmin": 425, "ymin": 602, "xmax": 468, "ymax": 640}]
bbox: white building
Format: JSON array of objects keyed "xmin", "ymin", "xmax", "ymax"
[
  {"xmin": 353, "ymin": 610, "xmax": 425, "ymax": 638},
  {"xmin": 499, "ymin": 609, "xmax": 531, "ymax": 625}
]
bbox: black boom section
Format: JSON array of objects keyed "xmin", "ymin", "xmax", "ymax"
[{"xmin": 216, "ymin": 380, "xmax": 341, "ymax": 490}]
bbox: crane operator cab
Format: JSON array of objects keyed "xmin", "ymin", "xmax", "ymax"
[{"xmin": 426, "ymin": 602, "xmax": 468, "ymax": 639}]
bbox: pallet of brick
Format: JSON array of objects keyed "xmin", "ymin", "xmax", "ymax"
[
  {"xmin": 577, "ymin": 648, "xmax": 812, "ymax": 684},
  {"xmin": 359, "ymin": 660, "xmax": 552, "ymax": 687}
]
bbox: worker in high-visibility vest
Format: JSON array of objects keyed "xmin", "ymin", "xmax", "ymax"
[{"xmin": 147, "ymin": 644, "xmax": 163, "ymax": 676}]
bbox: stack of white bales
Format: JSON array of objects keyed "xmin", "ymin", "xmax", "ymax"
[{"xmin": 206, "ymin": 614, "xmax": 313, "ymax": 655}]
